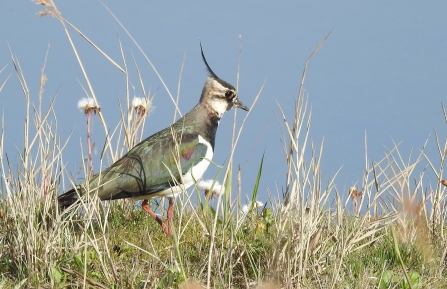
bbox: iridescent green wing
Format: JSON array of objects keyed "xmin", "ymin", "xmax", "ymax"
[{"xmin": 82, "ymin": 129, "xmax": 208, "ymax": 200}]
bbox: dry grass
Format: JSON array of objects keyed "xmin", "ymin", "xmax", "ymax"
[{"xmin": 0, "ymin": 2, "xmax": 446, "ymax": 289}]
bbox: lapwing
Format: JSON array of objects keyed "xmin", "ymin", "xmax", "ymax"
[{"xmin": 58, "ymin": 44, "xmax": 249, "ymax": 237}]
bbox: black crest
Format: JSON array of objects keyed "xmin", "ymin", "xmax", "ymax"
[
  {"xmin": 199, "ymin": 42, "xmax": 236, "ymax": 90},
  {"xmin": 200, "ymin": 42, "xmax": 219, "ymax": 79}
]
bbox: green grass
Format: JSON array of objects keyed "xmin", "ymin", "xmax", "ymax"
[
  {"xmin": 1, "ymin": 1, "xmax": 447, "ymax": 288},
  {"xmin": 3, "ymin": 198, "xmax": 444, "ymax": 288}
]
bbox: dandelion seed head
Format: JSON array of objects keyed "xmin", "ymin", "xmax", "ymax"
[
  {"xmin": 132, "ymin": 97, "xmax": 152, "ymax": 116},
  {"xmin": 132, "ymin": 97, "xmax": 143, "ymax": 108},
  {"xmin": 78, "ymin": 97, "xmax": 100, "ymax": 114},
  {"xmin": 240, "ymin": 200, "xmax": 264, "ymax": 214},
  {"xmin": 198, "ymin": 179, "xmax": 222, "ymax": 198}
]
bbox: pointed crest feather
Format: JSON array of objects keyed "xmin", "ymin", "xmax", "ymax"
[
  {"xmin": 199, "ymin": 41, "xmax": 236, "ymax": 91},
  {"xmin": 200, "ymin": 42, "xmax": 219, "ymax": 79}
]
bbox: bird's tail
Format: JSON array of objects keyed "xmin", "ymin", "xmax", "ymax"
[{"xmin": 58, "ymin": 188, "xmax": 79, "ymax": 208}]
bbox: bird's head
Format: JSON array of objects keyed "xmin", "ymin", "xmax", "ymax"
[{"xmin": 199, "ymin": 44, "xmax": 249, "ymax": 118}]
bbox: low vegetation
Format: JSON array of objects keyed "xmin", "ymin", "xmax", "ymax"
[{"xmin": 1, "ymin": 1, "xmax": 447, "ymax": 288}]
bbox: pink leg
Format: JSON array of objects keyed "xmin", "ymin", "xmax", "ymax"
[
  {"xmin": 166, "ymin": 198, "xmax": 175, "ymax": 237},
  {"xmin": 142, "ymin": 199, "xmax": 171, "ymax": 237}
]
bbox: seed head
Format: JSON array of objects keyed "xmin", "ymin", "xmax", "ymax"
[
  {"xmin": 132, "ymin": 97, "xmax": 152, "ymax": 115},
  {"xmin": 349, "ymin": 186, "xmax": 362, "ymax": 198},
  {"xmin": 240, "ymin": 200, "xmax": 264, "ymax": 215},
  {"xmin": 78, "ymin": 97, "xmax": 100, "ymax": 114},
  {"xmin": 197, "ymin": 179, "xmax": 222, "ymax": 198}
]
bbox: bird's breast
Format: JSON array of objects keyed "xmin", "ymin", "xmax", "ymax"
[
  {"xmin": 182, "ymin": 135, "xmax": 213, "ymax": 188},
  {"xmin": 133, "ymin": 134, "xmax": 214, "ymax": 200}
]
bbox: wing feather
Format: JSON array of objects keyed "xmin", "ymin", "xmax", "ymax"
[{"xmin": 76, "ymin": 128, "xmax": 208, "ymax": 200}]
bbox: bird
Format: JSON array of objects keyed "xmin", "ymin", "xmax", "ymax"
[{"xmin": 58, "ymin": 44, "xmax": 249, "ymax": 237}]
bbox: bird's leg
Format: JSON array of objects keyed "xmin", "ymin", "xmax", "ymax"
[
  {"xmin": 142, "ymin": 199, "xmax": 170, "ymax": 236},
  {"xmin": 166, "ymin": 197, "xmax": 175, "ymax": 237}
]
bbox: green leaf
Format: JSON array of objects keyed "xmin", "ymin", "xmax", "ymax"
[
  {"xmin": 402, "ymin": 277, "xmax": 409, "ymax": 289},
  {"xmin": 409, "ymin": 271, "xmax": 422, "ymax": 289},
  {"xmin": 51, "ymin": 267, "xmax": 63, "ymax": 284},
  {"xmin": 223, "ymin": 165, "xmax": 232, "ymax": 222},
  {"xmin": 262, "ymin": 207, "xmax": 272, "ymax": 219},
  {"xmin": 90, "ymin": 271, "xmax": 103, "ymax": 281},
  {"xmin": 73, "ymin": 253, "xmax": 83, "ymax": 271},
  {"xmin": 205, "ymin": 204, "xmax": 222, "ymax": 226},
  {"xmin": 250, "ymin": 152, "xmax": 265, "ymax": 211},
  {"xmin": 380, "ymin": 269, "xmax": 393, "ymax": 288}
]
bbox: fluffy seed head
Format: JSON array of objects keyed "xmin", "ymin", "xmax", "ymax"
[
  {"xmin": 78, "ymin": 97, "xmax": 100, "ymax": 114},
  {"xmin": 240, "ymin": 200, "xmax": 264, "ymax": 214},
  {"xmin": 132, "ymin": 97, "xmax": 152, "ymax": 115},
  {"xmin": 197, "ymin": 179, "xmax": 223, "ymax": 198}
]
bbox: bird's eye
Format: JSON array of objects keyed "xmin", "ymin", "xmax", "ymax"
[{"xmin": 225, "ymin": 90, "xmax": 234, "ymax": 99}]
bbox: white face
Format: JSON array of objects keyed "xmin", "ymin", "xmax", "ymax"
[
  {"xmin": 210, "ymin": 97, "xmax": 230, "ymax": 118},
  {"xmin": 204, "ymin": 78, "xmax": 237, "ymax": 117}
]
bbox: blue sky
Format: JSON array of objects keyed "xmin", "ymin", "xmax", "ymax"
[{"xmin": 1, "ymin": 1, "xmax": 446, "ymax": 205}]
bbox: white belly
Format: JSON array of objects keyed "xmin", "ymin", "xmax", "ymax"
[{"xmin": 132, "ymin": 135, "xmax": 213, "ymax": 200}]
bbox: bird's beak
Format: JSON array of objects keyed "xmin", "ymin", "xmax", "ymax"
[{"xmin": 234, "ymin": 98, "xmax": 249, "ymax": 111}]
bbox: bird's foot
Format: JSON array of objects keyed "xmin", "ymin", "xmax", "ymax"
[{"xmin": 142, "ymin": 199, "xmax": 172, "ymax": 237}]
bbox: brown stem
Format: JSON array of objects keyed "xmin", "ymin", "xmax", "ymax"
[{"xmin": 87, "ymin": 109, "xmax": 94, "ymax": 176}]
